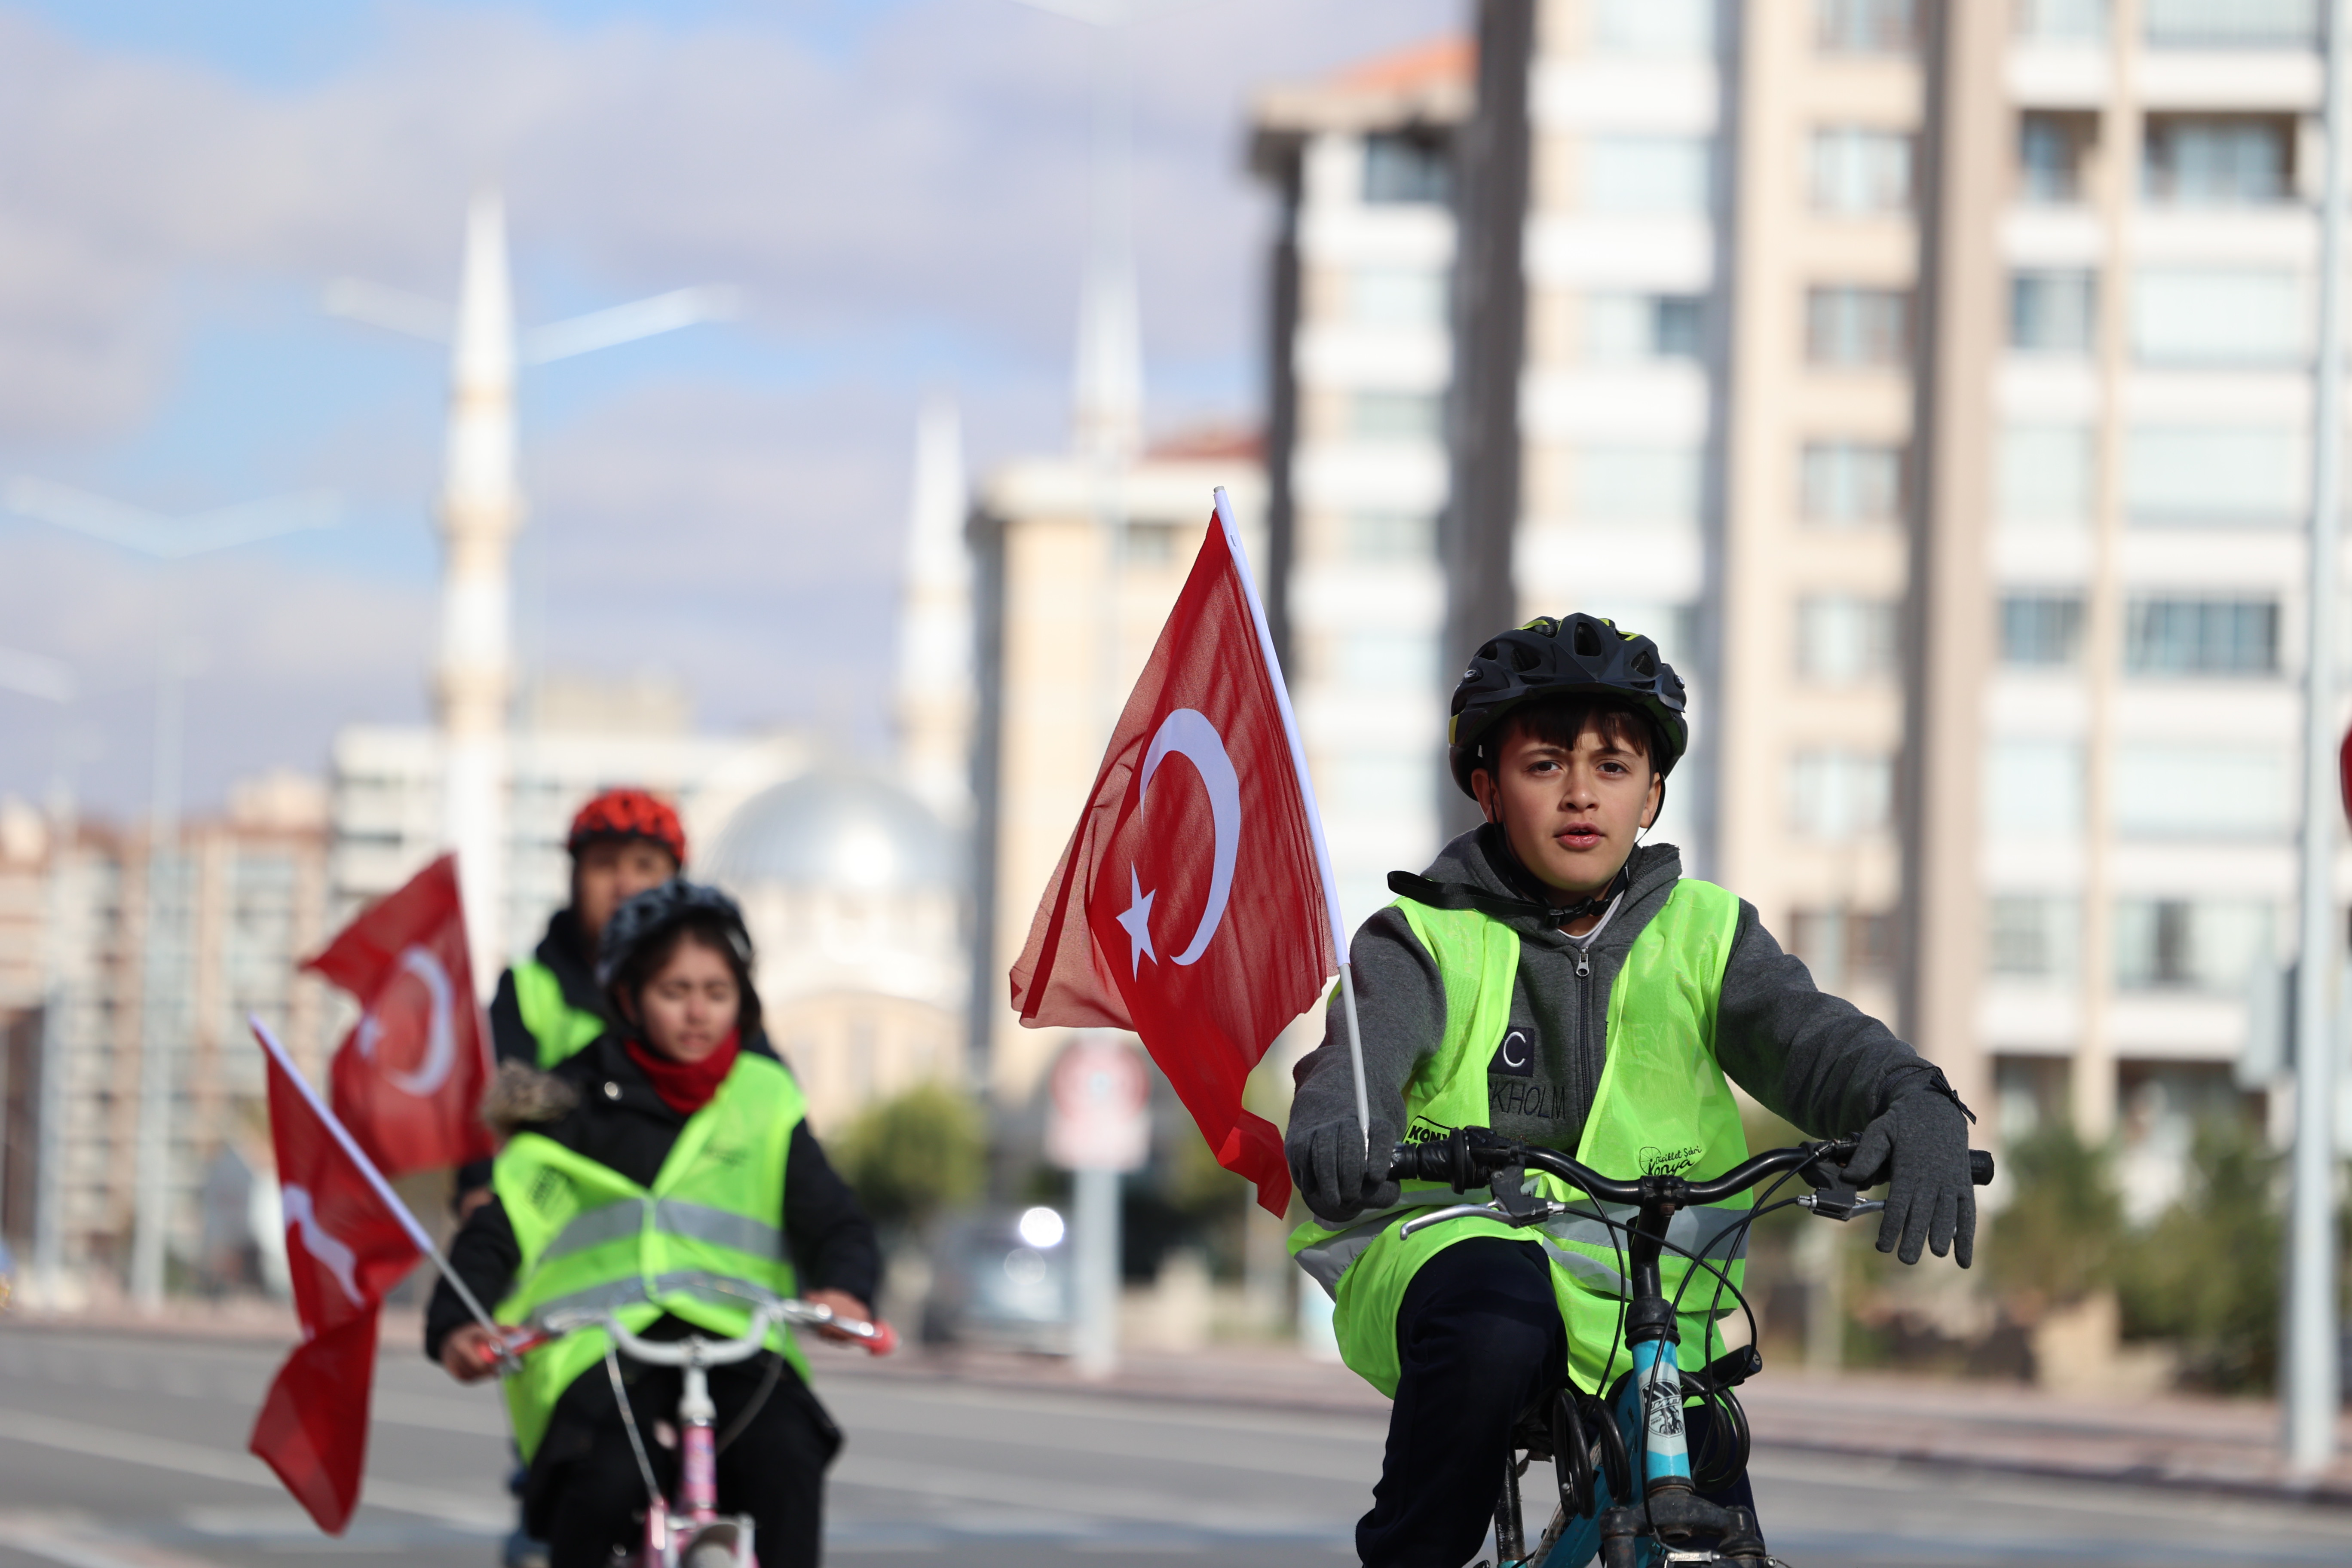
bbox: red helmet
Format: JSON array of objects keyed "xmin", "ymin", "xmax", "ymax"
[{"xmin": 567, "ymin": 788, "xmax": 686, "ymax": 866}]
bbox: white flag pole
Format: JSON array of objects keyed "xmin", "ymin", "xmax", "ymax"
[
  {"xmin": 250, "ymin": 1017, "xmax": 505, "ymax": 1341},
  {"xmin": 1213, "ymin": 487, "xmax": 1375, "ymax": 1163}
]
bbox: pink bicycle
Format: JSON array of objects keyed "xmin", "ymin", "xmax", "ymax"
[{"xmin": 503, "ymin": 1281, "xmax": 896, "ymax": 1568}]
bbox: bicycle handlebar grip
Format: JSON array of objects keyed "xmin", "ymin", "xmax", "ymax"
[{"xmin": 1969, "ymin": 1149, "xmax": 1995, "ymax": 1186}]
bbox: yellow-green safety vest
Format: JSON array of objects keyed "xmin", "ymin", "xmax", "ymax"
[
  {"xmin": 513, "ymin": 958, "xmax": 607, "ymax": 1068},
  {"xmin": 492, "ymin": 1051, "xmax": 810, "ymax": 1460},
  {"xmin": 1289, "ymin": 877, "xmax": 1751, "ymax": 1400}
]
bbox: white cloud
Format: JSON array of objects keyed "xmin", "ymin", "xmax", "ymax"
[{"xmin": 0, "ymin": 0, "xmax": 1461, "ymax": 812}]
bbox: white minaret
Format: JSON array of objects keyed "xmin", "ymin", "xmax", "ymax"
[
  {"xmin": 894, "ymin": 396, "xmax": 975, "ymax": 825},
  {"xmin": 438, "ymin": 191, "xmax": 522, "ymax": 989}
]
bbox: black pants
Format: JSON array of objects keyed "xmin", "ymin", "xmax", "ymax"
[
  {"xmin": 1358, "ymin": 1237, "xmax": 1757, "ymax": 1568},
  {"xmin": 524, "ymin": 1350, "xmax": 842, "ymax": 1568}
]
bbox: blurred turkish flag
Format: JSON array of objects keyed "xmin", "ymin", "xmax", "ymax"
[
  {"xmin": 1011, "ymin": 490, "xmax": 1342, "ymax": 1216},
  {"xmin": 249, "ymin": 1020, "xmax": 427, "ymax": 1534},
  {"xmin": 305, "ymin": 854, "xmax": 494, "ymax": 1175}
]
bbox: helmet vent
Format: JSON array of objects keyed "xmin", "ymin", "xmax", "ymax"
[
  {"xmin": 1477, "ymin": 641, "xmax": 1500, "ymax": 662},
  {"xmin": 1573, "ymin": 620, "xmax": 1602, "ymax": 657},
  {"xmin": 1632, "ymin": 650, "xmax": 1656, "ymax": 677},
  {"xmin": 1510, "ymin": 643, "xmax": 1540, "ymax": 673}
]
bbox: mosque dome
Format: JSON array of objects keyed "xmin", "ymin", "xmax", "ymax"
[{"xmin": 701, "ymin": 768, "xmax": 962, "ymax": 896}]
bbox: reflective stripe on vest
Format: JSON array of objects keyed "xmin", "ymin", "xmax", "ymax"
[
  {"xmin": 513, "ymin": 959, "xmax": 606, "ymax": 1069},
  {"xmin": 1288, "ymin": 877, "xmax": 1748, "ymax": 1400},
  {"xmin": 491, "ymin": 1051, "xmax": 808, "ymax": 1460}
]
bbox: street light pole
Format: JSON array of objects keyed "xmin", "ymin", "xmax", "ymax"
[
  {"xmin": 2288, "ymin": 0, "xmax": 2351, "ymax": 1479},
  {"xmin": 128, "ymin": 636, "xmax": 189, "ymax": 1311}
]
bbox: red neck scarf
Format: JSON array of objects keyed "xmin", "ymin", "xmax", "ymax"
[{"xmin": 624, "ymin": 1028, "xmax": 740, "ymax": 1115}]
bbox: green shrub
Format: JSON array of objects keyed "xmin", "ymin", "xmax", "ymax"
[
  {"xmin": 830, "ymin": 1082, "xmax": 987, "ymax": 1232},
  {"xmin": 1989, "ymin": 1120, "xmax": 2123, "ymax": 1309},
  {"xmin": 2113, "ymin": 1114, "xmax": 2282, "ymax": 1392}
]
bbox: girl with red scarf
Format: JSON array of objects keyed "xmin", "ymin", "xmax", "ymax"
[{"xmin": 429, "ymin": 882, "xmax": 878, "ymax": 1568}]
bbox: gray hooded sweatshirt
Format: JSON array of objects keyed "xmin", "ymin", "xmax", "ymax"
[{"xmin": 1287, "ymin": 826, "xmax": 1941, "ymax": 1176}]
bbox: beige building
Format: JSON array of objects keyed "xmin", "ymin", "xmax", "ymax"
[
  {"xmin": 1718, "ymin": 1, "xmax": 1926, "ymax": 1040},
  {"xmin": 1910, "ymin": 0, "xmax": 2347, "ymax": 1196},
  {"xmin": 0, "ymin": 776, "xmax": 337, "ymax": 1298}
]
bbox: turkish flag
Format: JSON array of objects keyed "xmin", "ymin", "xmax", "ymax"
[
  {"xmin": 250, "ymin": 1020, "xmax": 427, "ymax": 1534},
  {"xmin": 305, "ymin": 854, "xmax": 494, "ymax": 1176},
  {"xmin": 1011, "ymin": 490, "xmax": 1341, "ymax": 1216}
]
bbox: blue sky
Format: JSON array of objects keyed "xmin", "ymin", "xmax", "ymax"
[{"xmin": 0, "ymin": 0, "xmax": 1457, "ymax": 817}]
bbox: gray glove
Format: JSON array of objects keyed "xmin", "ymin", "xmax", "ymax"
[
  {"xmin": 1288, "ymin": 1117, "xmax": 1398, "ymax": 1225},
  {"xmin": 1844, "ymin": 1082, "xmax": 1975, "ymax": 1268}
]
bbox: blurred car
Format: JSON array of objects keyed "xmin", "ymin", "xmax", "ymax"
[{"xmin": 921, "ymin": 1205, "xmax": 1073, "ymax": 1354}]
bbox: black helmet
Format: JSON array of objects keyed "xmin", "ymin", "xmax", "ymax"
[
  {"xmin": 1448, "ymin": 613, "xmax": 1688, "ymax": 798},
  {"xmin": 595, "ymin": 879, "xmax": 755, "ymax": 993}
]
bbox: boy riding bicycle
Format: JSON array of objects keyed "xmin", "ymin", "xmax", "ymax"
[{"xmin": 1284, "ymin": 614, "xmax": 1977, "ymax": 1567}]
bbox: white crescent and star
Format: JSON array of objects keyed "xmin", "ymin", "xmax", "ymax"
[
  {"xmin": 356, "ymin": 944, "xmax": 459, "ymax": 1097},
  {"xmin": 1118, "ymin": 707, "xmax": 1243, "ymax": 978}
]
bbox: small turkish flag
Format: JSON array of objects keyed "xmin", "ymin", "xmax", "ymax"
[
  {"xmin": 305, "ymin": 854, "xmax": 495, "ymax": 1176},
  {"xmin": 250, "ymin": 1020, "xmax": 428, "ymax": 1534},
  {"xmin": 1011, "ymin": 490, "xmax": 1342, "ymax": 1216}
]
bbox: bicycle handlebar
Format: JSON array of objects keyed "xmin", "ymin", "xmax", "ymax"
[
  {"xmin": 497, "ymin": 1292, "xmax": 898, "ymax": 1363},
  {"xmin": 1387, "ymin": 1130, "xmax": 1994, "ymax": 1204}
]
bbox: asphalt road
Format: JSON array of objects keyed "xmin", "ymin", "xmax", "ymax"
[{"xmin": 0, "ymin": 1324, "xmax": 2349, "ymax": 1568}]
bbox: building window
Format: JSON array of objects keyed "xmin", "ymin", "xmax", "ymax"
[
  {"xmin": 2114, "ymin": 900, "xmax": 2273, "ymax": 992},
  {"xmin": 2018, "ymin": 112, "xmax": 2094, "ymax": 202},
  {"xmin": 1343, "ymin": 511, "xmax": 1436, "ymax": 562},
  {"xmin": 2011, "ymin": 270, "xmax": 2098, "ymax": 353},
  {"xmin": 1806, "ymin": 287, "xmax": 1910, "ymax": 367},
  {"xmin": 1363, "ymin": 132, "xmax": 1450, "ymax": 205},
  {"xmin": 1816, "ymin": 0, "xmax": 1919, "ymax": 52},
  {"xmin": 2144, "ymin": 116, "xmax": 2294, "ymax": 202},
  {"xmin": 1339, "ymin": 631, "xmax": 1437, "ymax": 691},
  {"xmin": 1998, "ymin": 425, "xmax": 2096, "ymax": 527},
  {"xmin": 1575, "ymin": 445, "xmax": 1703, "ymax": 524},
  {"xmin": 1788, "ymin": 906, "xmax": 1896, "ymax": 993},
  {"xmin": 1349, "ymin": 391, "xmax": 1445, "ymax": 441},
  {"xmin": 1989, "ymin": 895, "xmax": 2081, "ymax": 979},
  {"xmin": 1800, "ymin": 441, "xmax": 1905, "ymax": 527},
  {"xmin": 2125, "ymin": 597, "xmax": 2281, "ymax": 675},
  {"xmin": 2000, "ymin": 594, "xmax": 2086, "ymax": 667},
  {"xmin": 1585, "ymin": 136, "xmax": 1715, "ymax": 212},
  {"xmin": 1810, "ymin": 127, "xmax": 1914, "ymax": 213},
  {"xmin": 2016, "ymin": 0, "xmax": 2109, "ymax": 40},
  {"xmin": 1787, "ymin": 750, "xmax": 1894, "ymax": 840},
  {"xmin": 2111, "ymin": 746, "xmax": 2291, "ymax": 836},
  {"xmin": 2144, "ymin": 0, "xmax": 2318, "ymax": 49},
  {"xmin": 1124, "ymin": 522, "xmax": 1179, "ymax": 567},
  {"xmin": 1350, "ymin": 267, "xmax": 1447, "ymax": 327},
  {"xmin": 1796, "ymin": 595, "xmax": 1901, "ymax": 684},
  {"xmin": 1586, "ymin": 294, "xmax": 1705, "ymax": 361},
  {"xmin": 1983, "ymin": 740, "xmax": 2085, "ymax": 834},
  {"xmin": 1593, "ymin": 0, "xmax": 1715, "ymax": 53},
  {"xmin": 2124, "ymin": 425, "xmax": 2301, "ymax": 527},
  {"xmin": 2132, "ymin": 268, "xmax": 2301, "ymax": 364}
]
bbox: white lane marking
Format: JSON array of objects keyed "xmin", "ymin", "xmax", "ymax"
[
  {"xmin": 0, "ymin": 1409, "xmax": 507, "ymax": 1529},
  {"xmin": 828, "ymin": 1454, "xmax": 1346, "ymax": 1537},
  {"xmin": 0, "ymin": 1512, "xmax": 218, "ymax": 1568}
]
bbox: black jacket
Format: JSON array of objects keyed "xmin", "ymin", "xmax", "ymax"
[
  {"xmin": 424, "ymin": 1030, "xmax": 880, "ymax": 1363},
  {"xmin": 456, "ymin": 909, "xmax": 612, "ymax": 1200},
  {"xmin": 488, "ymin": 907, "xmax": 610, "ymax": 1068}
]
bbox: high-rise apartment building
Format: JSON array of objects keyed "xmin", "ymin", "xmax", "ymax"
[
  {"xmin": 1911, "ymin": 0, "xmax": 2342, "ymax": 1187},
  {"xmin": 1252, "ymin": 40, "xmax": 1472, "ymax": 929},
  {"xmin": 1252, "ymin": 1, "xmax": 2336, "ymax": 1185}
]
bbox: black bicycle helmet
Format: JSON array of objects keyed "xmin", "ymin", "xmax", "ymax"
[
  {"xmin": 1448, "ymin": 613, "xmax": 1688, "ymax": 798},
  {"xmin": 595, "ymin": 879, "xmax": 755, "ymax": 993}
]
